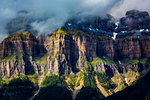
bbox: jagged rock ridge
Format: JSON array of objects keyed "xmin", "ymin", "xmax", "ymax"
[
  {"xmin": 0, "ymin": 29, "xmax": 150, "ymax": 78},
  {"xmin": 0, "ymin": 10, "xmax": 150, "ymax": 98}
]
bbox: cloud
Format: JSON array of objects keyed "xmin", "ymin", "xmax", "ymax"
[
  {"xmin": 110, "ymin": 0, "xmax": 150, "ymax": 18},
  {"xmin": 80, "ymin": 0, "xmax": 121, "ymax": 16},
  {"xmin": 0, "ymin": 0, "xmax": 122, "ymax": 36},
  {"xmin": 0, "ymin": 0, "xmax": 150, "ymax": 42},
  {"xmin": 0, "ymin": 8, "xmax": 17, "ymax": 42}
]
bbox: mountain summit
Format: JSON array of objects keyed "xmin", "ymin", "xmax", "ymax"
[{"xmin": 0, "ymin": 10, "xmax": 150, "ymax": 100}]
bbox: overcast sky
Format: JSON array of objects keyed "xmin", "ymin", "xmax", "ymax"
[{"xmin": 0, "ymin": 0, "xmax": 150, "ymax": 41}]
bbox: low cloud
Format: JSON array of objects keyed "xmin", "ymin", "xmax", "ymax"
[
  {"xmin": 110, "ymin": 0, "xmax": 150, "ymax": 18},
  {"xmin": 0, "ymin": 0, "xmax": 150, "ymax": 42},
  {"xmin": 0, "ymin": 0, "xmax": 122, "ymax": 36}
]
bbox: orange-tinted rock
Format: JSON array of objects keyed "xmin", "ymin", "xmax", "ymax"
[
  {"xmin": 141, "ymin": 40, "xmax": 150, "ymax": 58},
  {"xmin": 117, "ymin": 38, "xmax": 141, "ymax": 59},
  {"xmin": 1, "ymin": 30, "xmax": 150, "ymax": 78},
  {"xmin": 0, "ymin": 31, "xmax": 46, "ymax": 59},
  {"xmin": 116, "ymin": 35, "xmax": 150, "ymax": 60}
]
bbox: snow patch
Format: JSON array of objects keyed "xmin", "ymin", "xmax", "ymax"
[
  {"xmin": 115, "ymin": 22, "xmax": 119, "ymax": 29},
  {"xmin": 112, "ymin": 32, "xmax": 118, "ymax": 40},
  {"xmin": 68, "ymin": 23, "xmax": 72, "ymax": 26},
  {"xmin": 125, "ymin": 77, "xmax": 128, "ymax": 84},
  {"xmin": 146, "ymin": 29, "xmax": 149, "ymax": 32},
  {"xmin": 140, "ymin": 29, "xmax": 144, "ymax": 32},
  {"xmin": 89, "ymin": 28, "xmax": 92, "ymax": 30},
  {"xmin": 121, "ymin": 31, "xmax": 127, "ymax": 33}
]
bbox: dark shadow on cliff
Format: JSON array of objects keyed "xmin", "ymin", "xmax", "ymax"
[
  {"xmin": 34, "ymin": 85, "xmax": 73, "ymax": 100},
  {"xmin": 70, "ymin": 36, "xmax": 79, "ymax": 73},
  {"xmin": 103, "ymin": 72, "xmax": 150, "ymax": 100},
  {"xmin": 76, "ymin": 71, "xmax": 105, "ymax": 100},
  {"xmin": 0, "ymin": 77, "xmax": 36, "ymax": 100},
  {"xmin": 75, "ymin": 87, "xmax": 105, "ymax": 100},
  {"xmin": 33, "ymin": 75, "xmax": 72, "ymax": 100},
  {"xmin": 22, "ymin": 36, "xmax": 47, "ymax": 75},
  {"xmin": 23, "ymin": 54, "xmax": 35, "ymax": 75}
]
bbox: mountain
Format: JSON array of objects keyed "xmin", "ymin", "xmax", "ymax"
[
  {"xmin": 103, "ymin": 71, "xmax": 150, "ymax": 100},
  {"xmin": 0, "ymin": 10, "xmax": 150, "ymax": 100}
]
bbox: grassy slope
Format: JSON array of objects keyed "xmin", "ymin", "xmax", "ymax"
[
  {"xmin": 103, "ymin": 72, "xmax": 150, "ymax": 100},
  {"xmin": 0, "ymin": 76, "xmax": 36, "ymax": 100},
  {"xmin": 34, "ymin": 75, "xmax": 73, "ymax": 100}
]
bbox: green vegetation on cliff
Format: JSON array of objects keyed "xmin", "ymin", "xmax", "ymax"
[
  {"xmin": 2, "ymin": 52, "xmax": 23, "ymax": 62},
  {"xmin": 91, "ymin": 57, "xmax": 118, "ymax": 66},
  {"xmin": 112, "ymin": 74, "xmax": 127, "ymax": 92},
  {"xmin": 104, "ymin": 72, "xmax": 150, "ymax": 100},
  {"xmin": 3, "ymin": 31, "xmax": 34, "ymax": 41},
  {"xmin": 55, "ymin": 29, "xmax": 90, "ymax": 37},
  {"xmin": 68, "ymin": 76, "xmax": 78, "ymax": 90},
  {"xmin": 83, "ymin": 71, "xmax": 97, "ymax": 88},
  {"xmin": 41, "ymin": 75, "xmax": 67, "ymax": 87},
  {"xmin": 34, "ymin": 75, "xmax": 72, "ymax": 100},
  {"xmin": 124, "ymin": 71, "xmax": 139, "ymax": 85},
  {"xmin": 33, "ymin": 55, "xmax": 48, "ymax": 66},
  {"xmin": 72, "ymin": 30, "xmax": 90, "ymax": 37},
  {"xmin": 76, "ymin": 71, "xmax": 105, "ymax": 100},
  {"xmin": 91, "ymin": 58, "xmax": 103, "ymax": 66},
  {"xmin": 96, "ymin": 73, "xmax": 116, "ymax": 91},
  {"xmin": 123, "ymin": 59, "xmax": 144, "ymax": 66},
  {"xmin": 0, "ymin": 76, "xmax": 36, "ymax": 100},
  {"xmin": 55, "ymin": 29, "xmax": 69, "ymax": 35},
  {"xmin": 118, "ymin": 36, "xmax": 150, "ymax": 42}
]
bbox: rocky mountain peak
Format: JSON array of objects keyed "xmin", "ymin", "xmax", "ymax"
[
  {"xmin": 0, "ymin": 31, "xmax": 46, "ymax": 59},
  {"xmin": 0, "ymin": 9, "xmax": 150, "ymax": 100},
  {"xmin": 125, "ymin": 10, "xmax": 149, "ymax": 18},
  {"xmin": 3, "ymin": 31, "xmax": 35, "ymax": 42},
  {"xmin": 118, "ymin": 10, "xmax": 150, "ymax": 31}
]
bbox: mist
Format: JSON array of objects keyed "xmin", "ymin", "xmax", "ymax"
[
  {"xmin": 0, "ymin": 0, "xmax": 121, "ymax": 37},
  {"xmin": 0, "ymin": 0, "xmax": 150, "ymax": 42},
  {"xmin": 110, "ymin": 0, "xmax": 150, "ymax": 18}
]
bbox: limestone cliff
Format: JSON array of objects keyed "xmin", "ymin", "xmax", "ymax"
[
  {"xmin": 0, "ymin": 31, "xmax": 46, "ymax": 78},
  {"xmin": 0, "ymin": 29, "xmax": 150, "ymax": 86},
  {"xmin": 116, "ymin": 34, "xmax": 150, "ymax": 59}
]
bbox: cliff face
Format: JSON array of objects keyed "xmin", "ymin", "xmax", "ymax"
[
  {"xmin": 0, "ymin": 31, "xmax": 46, "ymax": 78},
  {"xmin": 1, "ymin": 10, "xmax": 150, "ymax": 99},
  {"xmin": 0, "ymin": 30, "xmax": 150, "ymax": 80},
  {"xmin": 0, "ymin": 59, "xmax": 25, "ymax": 78},
  {"xmin": 0, "ymin": 31, "xmax": 46, "ymax": 59},
  {"xmin": 44, "ymin": 30, "xmax": 116, "ymax": 74},
  {"xmin": 116, "ymin": 35, "xmax": 150, "ymax": 59},
  {"xmin": 0, "ymin": 29, "xmax": 150, "ymax": 97}
]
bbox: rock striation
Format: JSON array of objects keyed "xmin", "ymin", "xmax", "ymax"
[
  {"xmin": 0, "ymin": 29, "xmax": 150, "ymax": 79},
  {"xmin": 0, "ymin": 10, "xmax": 150, "ymax": 84}
]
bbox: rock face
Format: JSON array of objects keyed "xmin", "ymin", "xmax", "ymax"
[
  {"xmin": 116, "ymin": 35, "xmax": 150, "ymax": 60},
  {"xmin": 0, "ymin": 31, "xmax": 46, "ymax": 59},
  {"xmin": 1, "ymin": 10, "xmax": 150, "ymax": 100},
  {"xmin": 63, "ymin": 15, "xmax": 115, "ymax": 37},
  {"xmin": 118, "ymin": 10, "xmax": 150, "ymax": 31},
  {"xmin": 1, "ymin": 10, "xmax": 150, "ymax": 80},
  {"xmin": 0, "ymin": 31, "xmax": 46, "ymax": 78},
  {"xmin": 0, "ymin": 29, "xmax": 150, "ymax": 79},
  {"xmin": 0, "ymin": 60, "xmax": 25, "ymax": 78},
  {"xmin": 44, "ymin": 30, "xmax": 116, "ymax": 74}
]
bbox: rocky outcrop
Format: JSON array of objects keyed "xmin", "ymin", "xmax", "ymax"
[
  {"xmin": 0, "ymin": 31, "xmax": 46, "ymax": 78},
  {"xmin": 1, "ymin": 9, "xmax": 150, "ymax": 100},
  {"xmin": 0, "ymin": 31, "xmax": 46, "ymax": 59},
  {"xmin": 63, "ymin": 15, "xmax": 115, "ymax": 37},
  {"xmin": 116, "ymin": 35, "xmax": 150, "ymax": 60},
  {"xmin": 0, "ymin": 29, "xmax": 150, "ymax": 79},
  {"xmin": 118, "ymin": 10, "xmax": 150, "ymax": 31},
  {"xmin": 0, "ymin": 60, "xmax": 25, "ymax": 78}
]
